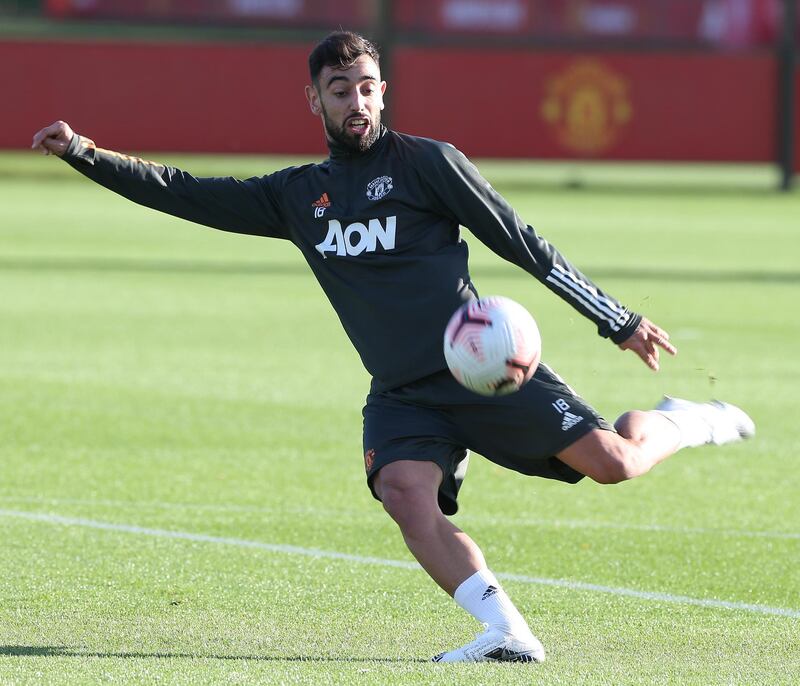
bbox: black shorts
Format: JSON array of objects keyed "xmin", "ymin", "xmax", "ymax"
[{"xmin": 362, "ymin": 363, "xmax": 613, "ymax": 515}]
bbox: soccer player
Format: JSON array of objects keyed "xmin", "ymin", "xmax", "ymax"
[{"xmin": 31, "ymin": 31, "xmax": 754, "ymax": 664}]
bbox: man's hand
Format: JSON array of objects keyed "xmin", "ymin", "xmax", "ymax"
[
  {"xmin": 31, "ymin": 120, "xmax": 75, "ymax": 157},
  {"xmin": 618, "ymin": 317, "xmax": 677, "ymax": 371}
]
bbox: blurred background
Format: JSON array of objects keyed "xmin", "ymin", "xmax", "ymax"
[{"xmin": 1, "ymin": 0, "xmax": 797, "ymax": 188}]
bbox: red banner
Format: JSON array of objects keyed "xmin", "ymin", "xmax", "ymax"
[
  {"xmin": 1, "ymin": 40, "xmax": 794, "ymax": 169},
  {"xmin": 1, "ymin": 40, "xmax": 325, "ymax": 155},
  {"xmin": 392, "ymin": 48, "xmax": 777, "ymax": 162}
]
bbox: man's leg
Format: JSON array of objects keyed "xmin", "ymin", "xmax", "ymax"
[
  {"xmin": 373, "ymin": 459, "xmax": 544, "ymax": 663},
  {"xmin": 372, "ymin": 460, "xmax": 482, "ymax": 594},
  {"xmin": 557, "ymin": 411, "xmax": 680, "ymax": 483},
  {"xmin": 557, "ymin": 400, "xmax": 755, "ymax": 483}
]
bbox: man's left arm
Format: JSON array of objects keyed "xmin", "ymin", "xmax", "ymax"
[{"xmin": 421, "ymin": 142, "xmax": 676, "ymax": 370}]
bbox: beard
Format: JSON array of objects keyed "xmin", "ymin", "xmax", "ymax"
[{"xmin": 321, "ymin": 105, "xmax": 382, "ymax": 153}]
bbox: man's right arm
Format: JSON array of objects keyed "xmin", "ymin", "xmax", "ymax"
[{"xmin": 31, "ymin": 121, "xmax": 288, "ymax": 240}]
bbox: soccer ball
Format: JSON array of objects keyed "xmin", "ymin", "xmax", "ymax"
[{"xmin": 443, "ymin": 296, "xmax": 541, "ymax": 396}]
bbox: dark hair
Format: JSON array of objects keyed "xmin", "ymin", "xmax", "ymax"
[{"xmin": 309, "ymin": 31, "xmax": 380, "ymax": 86}]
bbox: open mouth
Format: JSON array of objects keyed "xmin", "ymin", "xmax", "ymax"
[{"xmin": 346, "ymin": 117, "xmax": 369, "ymax": 135}]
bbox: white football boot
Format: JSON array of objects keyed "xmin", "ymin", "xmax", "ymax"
[
  {"xmin": 431, "ymin": 624, "xmax": 545, "ymax": 663},
  {"xmin": 655, "ymin": 396, "xmax": 755, "ymax": 445}
]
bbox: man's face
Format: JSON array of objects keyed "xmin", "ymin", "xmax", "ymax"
[{"xmin": 305, "ymin": 55, "xmax": 386, "ymax": 153}]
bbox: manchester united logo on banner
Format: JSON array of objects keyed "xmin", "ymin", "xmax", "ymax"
[{"xmin": 540, "ymin": 60, "xmax": 632, "ymax": 155}]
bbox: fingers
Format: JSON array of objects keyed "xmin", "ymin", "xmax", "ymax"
[
  {"xmin": 620, "ymin": 337, "xmax": 659, "ymax": 371},
  {"xmin": 643, "ymin": 323, "xmax": 675, "ymax": 371},
  {"xmin": 31, "ymin": 122, "xmax": 60, "ymax": 149},
  {"xmin": 650, "ymin": 330, "xmax": 677, "ymax": 356},
  {"xmin": 31, "ymin": 127, "xmax": 51, "ymax": 154},
  {"xmin": 644, "ymin": 339, "xmax": 661, "ymax": 371},
  {"xmin": 645, "ymin": 321, "xmax": 676, "ymax": 353},
  {"xmin": 618, "ymin": 318, "xmax": 677, "ymax": 372},
  {"xmin": 639, "ymin": 319, "xmax": 677, "ymax": 355},
  {"xmin": 31, "ymin": 121, "xmax": 73, "ymax": 157},
  {"xmin": 630, "ymin": 335, "xmax": 660, "ymax": 371}
]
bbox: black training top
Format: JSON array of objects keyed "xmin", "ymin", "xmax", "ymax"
[{"xmin": 61, "ymin": 126, "xmax": 641, "ymax": 391}]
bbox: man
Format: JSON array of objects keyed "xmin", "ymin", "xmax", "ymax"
[{"xmin": 32, "ymin": 31, "xmax": 754, "ymax": 664}]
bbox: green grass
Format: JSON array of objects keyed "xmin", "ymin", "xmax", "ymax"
[{"xmin": 1, "ymin": 152, "xmax": 799, "ymax": 685}]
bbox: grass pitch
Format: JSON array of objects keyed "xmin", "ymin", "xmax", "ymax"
[{"xmin": 1, "ymin": 152, "xmax": 798, "ymax": 685}]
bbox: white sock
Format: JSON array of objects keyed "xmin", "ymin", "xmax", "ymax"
[
  {"xmin": 453, "ymin": 569, "xmax": 532, "ymax": 636},
  {"xmin": 655, "ymin": 409, "xmax": 712, "ymax": 449}
]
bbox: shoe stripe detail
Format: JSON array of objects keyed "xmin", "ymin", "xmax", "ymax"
[{"xmin": 483, "ymin": 647, "xmax": 539, "ymax": 663}]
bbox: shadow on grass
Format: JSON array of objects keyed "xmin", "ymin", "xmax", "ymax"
[
  {"xmin": 1, "ymin": 256, "xmax": 799, "ymax": 284},
  {"xmin": 0, "ymin": 645, "xmax": 427, "ymax": 663}
]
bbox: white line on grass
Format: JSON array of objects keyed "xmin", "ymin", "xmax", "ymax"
[
  {"xmin": 2, "ymin": 495, "xmax": 799, "ymax": 540},
  {"xmin": 456, "ymin": 513, "xmax": 800, "ymax": 541},
  {"xmin": 2, "ymin": 508, "xmax": 799, "ymax": 619}
]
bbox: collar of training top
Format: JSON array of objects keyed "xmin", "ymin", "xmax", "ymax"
[{"xmin": 327, "ymin": 125, "xmax": 389, "ymax": 162}]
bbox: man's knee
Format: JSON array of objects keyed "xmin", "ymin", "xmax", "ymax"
[
  {"xmin": 614, "ymin": 410, "xmax": 650, "ymax": 444},
  {"xmin": 557, "ymin": 428, "xmax": 642, "ymax": 485},
  {"xmin": 373, "ymin": 460, "xmax": 442, "ymax": 530}
]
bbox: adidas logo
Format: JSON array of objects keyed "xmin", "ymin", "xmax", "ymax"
[
  {"xmin": 312, "ymin": 192, "xmax": 331, "ymax": 208},
  {"xmin": 481, "ymin": 585, "xmax": 498, "ymax": 601},
  {"xmin": 561, "ymin": 411, "xmax": 583, "ymax": 431}
]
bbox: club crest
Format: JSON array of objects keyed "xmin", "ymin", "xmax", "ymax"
[{"xmin": 366, "ymin": 176, "xmax": 393, "ymax": 201}]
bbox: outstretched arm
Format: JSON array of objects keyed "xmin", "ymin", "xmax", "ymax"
[
  {"xmin": 420, "ymin": 141, "xmax": 676, "ymax": 370},
  {"xmin": 31, "ymin": 121, "xmax": 288, "ymax": 239}
]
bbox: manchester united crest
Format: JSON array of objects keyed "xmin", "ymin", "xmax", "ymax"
[
  {"xmin": 366, "ymin": 176, "xmax": 393, "ymax": 201},
  {"xmin": 364, "ymin": 448, "xmax": 376, "ymax": 472},
  {"xmin": 540, "ymin": 60, "xmax": 632, "ymax": 155}
]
